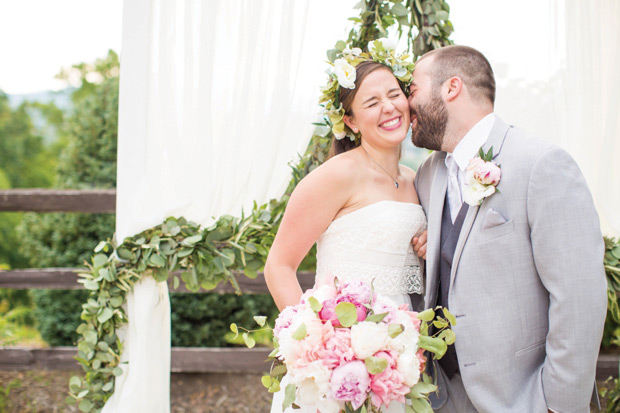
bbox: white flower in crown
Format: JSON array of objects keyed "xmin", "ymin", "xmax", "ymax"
[
  {"xmin": 343, "ymin": 46, "xmax": 362, "ymax": 56},
  {"xmin": 463, "ymin": 146, "xmax": 502, "ymax": 206},
  {"xmin": 368, "ymin": 37, "xmax": 396, "ymax": 53},
  {"xmin": 333, "ymin": 58, "xmax": 356, "ymax": 89}
]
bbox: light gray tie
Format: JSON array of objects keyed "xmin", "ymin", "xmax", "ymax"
[{"xmin": 445, "ymin": 155, "xmax": 462, "ymax": 223}]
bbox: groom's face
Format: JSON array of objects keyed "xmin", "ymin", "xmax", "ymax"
[{"xmin": 408, "ymin": 58, "xmax": 448, "ymax": 151}]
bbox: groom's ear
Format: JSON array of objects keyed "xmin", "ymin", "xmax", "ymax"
[{"xmin": 445, "ymin": 76, "xmax": 463, "ymax": 102}]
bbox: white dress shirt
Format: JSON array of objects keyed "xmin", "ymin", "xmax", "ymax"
[{"xmin": 444, "ymin": 113, "xmax": 495, "ymax": 222}]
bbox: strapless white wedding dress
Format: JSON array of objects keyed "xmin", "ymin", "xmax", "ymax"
[{"xmin": 271, "ymin": 200, "xmax": 427, "ymax": 413}]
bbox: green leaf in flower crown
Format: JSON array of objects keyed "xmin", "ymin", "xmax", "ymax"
[
  {"xmin": 335, "ymin": 40, "xmax": 346, "ymax": 51},
  {"xmin": 418, "ymin": 335, "xmax": 448, "ymax": 358},
  {"xmin": 365, "ymin": 356, "xmax": 388, "ymax": 374},
  {"xmin": 282, "ymin": 383, "xmax": 296, "ymax": 410},
  {"xmin": 335, "ymin": 302, "xmax": 358, "ymax": 327},
  {"xmin": 308, "ymin": 296, "xmax": 322, "ymax": 313},
  {"xmin": 291, "ymin": 323, "xmax": 307, "ymax": 340},
  {"xmin": 254, "ymin": 316, "xmax": 267, "ymax": 327},
  {"xmin": 388, "ymin": 323, "xmax": 404, "ymax": 338}
]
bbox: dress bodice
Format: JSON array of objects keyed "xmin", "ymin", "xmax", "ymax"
[{"xmin": 315, "ymin": 200, "xmax": 427, "ymax": 296}]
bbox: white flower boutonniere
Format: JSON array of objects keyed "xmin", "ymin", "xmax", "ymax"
[{"xmin": 463, "ymin": 146, "xmax": 501, "ymax": 206}]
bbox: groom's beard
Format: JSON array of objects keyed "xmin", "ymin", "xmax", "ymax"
[{"xmin": 411, "ymin": 91, "xmax": 448, "ymax": 151}]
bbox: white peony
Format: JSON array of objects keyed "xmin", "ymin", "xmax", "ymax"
[
  {"xmin": 396, "ymin": 347, "xmax": 421, "ymax": 387},
  {"xmin": 387, "ymin": 315, "xmax": 418, "ymax": 354},
  {"xmin": 277, "ymin": 307, "xmax": 315, "ymax": 364},
  {"xmin": 334, "ymin": 58, "xmax": 356, "ymax": 89},
  {"xmin": 350, "ymin": 321, "xmax": 389, "ymax": 359},
  {"xmin": 292, "ymin": 360, "xmax": 331, "ymax": 405}
]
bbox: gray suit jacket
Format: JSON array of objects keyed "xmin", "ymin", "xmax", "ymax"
[{"xmin": 415, "ymin": 116, "xmax": 607, "ymax": 413}]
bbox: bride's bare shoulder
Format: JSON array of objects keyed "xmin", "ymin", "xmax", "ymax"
[{"xmin": 300, "ymin": 149, "xmax": 363, "ymax": 186}]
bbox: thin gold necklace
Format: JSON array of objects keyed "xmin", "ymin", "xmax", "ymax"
[{"xmin": 362, "ymin": 146, "xmax": 400, "ymax": 189}]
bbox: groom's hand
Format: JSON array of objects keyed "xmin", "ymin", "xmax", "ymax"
[{"xmin": 412, "ymin": 231, "xmax": 427, "ymax": 260}]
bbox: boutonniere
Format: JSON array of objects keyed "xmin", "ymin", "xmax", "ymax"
[{"xmin": 463, "ymin": 146, "xmax": 501, "ymax": 206}]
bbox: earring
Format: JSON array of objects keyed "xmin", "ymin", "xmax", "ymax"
[{"xmin": 352, "ymin": 127, "xmax": 358, "ymax": 133}]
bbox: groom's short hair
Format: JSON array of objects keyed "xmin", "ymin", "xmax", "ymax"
[{"xmin": 420, "ymin": 45, "xmax": 496, "ymax": 105}]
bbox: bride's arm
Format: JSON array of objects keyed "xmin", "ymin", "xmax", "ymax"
[{"xmin": 265, "ymin": 157, "xmax": 356, "ymax": 310}]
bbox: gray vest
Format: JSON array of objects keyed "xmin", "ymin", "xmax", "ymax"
[{"xmin": 437, "ymin": 194, "xmax": 468, "ymax": 378}]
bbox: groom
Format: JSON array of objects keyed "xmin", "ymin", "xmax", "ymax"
[{"xmin": 410, "ymin": 45, "xmax": 607, "ymax": 412}]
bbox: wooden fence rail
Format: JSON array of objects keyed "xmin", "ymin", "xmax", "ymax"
[
  {"xmin": 0, "ymin": 189, "xmax": 116, "ymax": 213},
  {"xmin": 0, "ymin": 189, "xmax": 618, "ymax": 379},
  {"xmin": 0, "ymin": 268, "xmax": 315, "ymax": 293}
]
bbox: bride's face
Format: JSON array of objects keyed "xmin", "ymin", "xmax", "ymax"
[{"xmin": 343, "ymin": 69, "xmax": 410, "ymax": 148}]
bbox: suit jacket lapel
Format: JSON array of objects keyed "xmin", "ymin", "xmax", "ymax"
[
  {"xmin": 450, "ymin": 116, "xmax": 512, "ymax": 288},
  {"xmin": 425, "ymin": 152, "xmax": 447, "ymax": 307}
]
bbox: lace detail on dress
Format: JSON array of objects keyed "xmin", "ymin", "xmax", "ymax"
[{"xmin": 315, "ymin": 200, "xmax": 427, "ymax": 296}]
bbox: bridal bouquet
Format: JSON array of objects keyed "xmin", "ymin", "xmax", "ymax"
[{"xmin": 233, "ymin": 277, "xmax": 454, "ymax": 412}]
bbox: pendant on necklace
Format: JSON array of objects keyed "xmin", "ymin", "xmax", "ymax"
[{"xmin": 394, "ymin": 181, "xmax": 399, "ymax": 189}]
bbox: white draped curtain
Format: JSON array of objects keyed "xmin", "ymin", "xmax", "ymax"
[
  {"xmin": 105, "ymin": 1, "xmax": 356, "ymax": 411},
  {"xmin": 550, "ymin": 0, "xmax": 620, "ymax": 236},
  {"xmin": 445, "ymin": 0, "xmax": 620, "ymax": 236}
]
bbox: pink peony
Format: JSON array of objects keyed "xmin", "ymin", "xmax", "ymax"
[
  {"xmin": 318, "ymin": 299, "xmax": 341, "ymax": 327},
  {"xmin": 369, "ymin": 350, "xmax": 410, "ymax": 409},
  {"xmin": 319, "ymin": 299, "xmax": 366, "ymax": 326},
  {"xmin": 416, "ymin": 347, "xmax": 427, "ymax": 373},
  {"xmin": 330, "ymin": 360, "xmax": 371, "ymax": 409},
  {"xmin": 471, "ymin": 159, "xmax": 501, "ymax": 185},
  {"xmin": 318, "ymin": 327, "xmax": 355, "ymax": 369},
  {"xmin": 337, "ymin": 280, "xmax": 374, "ymax": 306},
  {"xmin": 273, "ymin": 305, "xmax": 300, "ymax": 339}
]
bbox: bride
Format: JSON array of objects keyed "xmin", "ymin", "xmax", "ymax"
[{"xmin": 265, "ymin": 57, "xmax": 427, "ymax": 412}]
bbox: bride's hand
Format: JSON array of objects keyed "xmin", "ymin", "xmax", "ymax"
[{"xmin": 412, "ymin": 230, "xmax": 427, "ymax": 260}]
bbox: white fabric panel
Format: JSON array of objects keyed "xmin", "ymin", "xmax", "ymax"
[
  {"xmin": 108, "ymin": 1, "xmax": 356, "ymax": 411},
  {"xmin": 549, "ymin": 0, "xmax": 620, "ymax": 236}
]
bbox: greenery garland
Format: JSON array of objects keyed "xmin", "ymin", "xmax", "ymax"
[{"xmin": 66, "ymin": 1, "xmax": 455, "ymax": 411}]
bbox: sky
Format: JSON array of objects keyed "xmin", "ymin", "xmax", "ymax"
[{"xmin": 0, "ymin": 0, "xmax": 554, "ymax": 95}]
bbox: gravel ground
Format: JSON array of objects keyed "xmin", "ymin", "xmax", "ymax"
[
  {"xmin": 0, "ymin": 371, "xmax": 271, "ymax": 412},
  {"xmin": 0, "ymin": 370, "xmax": 614, "ymax": 412}
]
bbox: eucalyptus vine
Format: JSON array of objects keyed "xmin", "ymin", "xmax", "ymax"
[{"xmin": 67, "ymin": 1, "xmax": 455, "ymax": 410}]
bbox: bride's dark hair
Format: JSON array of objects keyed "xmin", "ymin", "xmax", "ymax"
[{"xmin": 328, "ymin": 61, "xmax": 407, "ymax": 158}]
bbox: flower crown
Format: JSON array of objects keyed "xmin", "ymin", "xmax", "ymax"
[{"xmin": 319, "ymin": 38, "xmax": 415, "ymax": 141}]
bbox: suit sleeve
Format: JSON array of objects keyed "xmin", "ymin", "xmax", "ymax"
[{"xmin": 527, "ymin": 146, "xmax": 607, "ymax": 412}]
